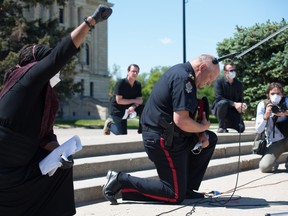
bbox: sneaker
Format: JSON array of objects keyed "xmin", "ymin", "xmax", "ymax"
[
  {"xmin": 103, "ymin": 118, "xmax": 112, "ymax": 135},
  {"xmin": 217, "ymin": 128, "xmax": 229, "ymax": 133},
  {"xmin": 272, "ymin": 162, "xmax": 279, "ymax": 172}
]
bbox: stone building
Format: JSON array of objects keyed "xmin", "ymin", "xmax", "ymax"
[{"xmin": 23, "ymin": 0, "xmax": 112, "ymax": 119}]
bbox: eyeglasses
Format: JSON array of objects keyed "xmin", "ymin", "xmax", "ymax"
[{"xmin": 225, "ymin": 70, "xmax": 236, "ymax": 73}]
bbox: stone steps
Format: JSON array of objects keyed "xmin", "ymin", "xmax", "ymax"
[{"xmin": 71, "ymin": 129, "xmax": 270, "ymax": 206}]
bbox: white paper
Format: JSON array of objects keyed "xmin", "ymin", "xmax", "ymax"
[
  {"xmin": 122, "ymin": 109, "xmax": 137, "ymax": 119},
  {"xmin": 39, "ymin": 135, "xmax": 82, "ymax": 176},
  {"xmin": 122, "ymin": 109, "xmax": 129, "ymax": 119},
  {"xmin": 50, "ymin": 72, "xmax": 61, "ymax": 88}
]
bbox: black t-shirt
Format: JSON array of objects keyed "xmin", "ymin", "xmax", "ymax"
[
  {"xmin": 110, "ymin": 78, "xmax": 142, "ymax": 116},
  {"xmin": 141, "ymin": 62, "xmax": 198, "ymax": 129}
]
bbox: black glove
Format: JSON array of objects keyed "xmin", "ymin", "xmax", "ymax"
[
  {"xmin": 60, "ymin": 155, "xmax": 74, "ymax": 169},
  {"xmin": 91, "ymin": 5, "xmax": 113, "ymax": 23}
]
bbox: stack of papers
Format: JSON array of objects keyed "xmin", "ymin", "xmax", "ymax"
[{"xmin": 39, "ymin": 135, "xmax": 82, "ymax": 176}]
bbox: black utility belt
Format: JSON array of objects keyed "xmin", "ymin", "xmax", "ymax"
[
  {"xmin": 142, "ymin": 125, "xmax": 163, "ymax": 134},
  {"xmin": 142, "ymin": 125, "xmax": 192, "ymax": 138}
]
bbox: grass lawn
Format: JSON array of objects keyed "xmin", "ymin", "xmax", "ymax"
[{"xmin": 55, "ymin": 118, "xmax": 140, "ymax": 129}]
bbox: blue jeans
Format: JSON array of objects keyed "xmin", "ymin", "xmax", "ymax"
[
  {"xmin": 109, "ymin": 105, "xmax": 144, "ymax": 135},
  {"xmin": 110, "ymin": 115, "xmax": 127, "ymax": 135}
]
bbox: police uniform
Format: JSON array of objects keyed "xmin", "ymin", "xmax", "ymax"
[{"xmin": 119, "ymin": 62, "xmax": 217, "ymax": 203}]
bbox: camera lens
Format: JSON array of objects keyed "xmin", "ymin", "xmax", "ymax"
[{"xmin": 271, "ymin": 105, "xmax": 280, "ymax": 114}]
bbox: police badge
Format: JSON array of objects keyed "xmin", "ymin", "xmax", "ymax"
[{"xmin": 185, "ymin": 81, "xmax": 193, "ymax": 93}]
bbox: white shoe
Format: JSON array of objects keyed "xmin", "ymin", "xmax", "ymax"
[{"xmin": 103, "ymin": 118, "xmax": 112, "ymax": 135}]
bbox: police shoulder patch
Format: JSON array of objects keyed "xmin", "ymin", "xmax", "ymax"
[{"xmin": 185, "ymin": 80, "xmax": 193, "ymax": 93}]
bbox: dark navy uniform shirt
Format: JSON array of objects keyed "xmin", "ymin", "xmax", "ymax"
[
  {"xmin": 141, "ymin": 62, "xmax": 198, "ymax": 130},
  {"xmin": 110, "ymin": 78, "xmax": 142, "ymax": 117}
]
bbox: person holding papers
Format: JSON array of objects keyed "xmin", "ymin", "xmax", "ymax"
[
  {"xmin": 0, "ymin": 5, "xmax": 112, "ymax": 216},
  {"xmin": 103, "ymin": 64, "xmax": 144, "ymax": 135}
]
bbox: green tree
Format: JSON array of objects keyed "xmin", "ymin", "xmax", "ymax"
[
  {"xmin": 142, "ymin": 66, "xmax": 169, "ymax": 102},
  {"xmin": 197, "ymin": 85, "xmax": 215, "ymax": 105},
  {"xmin": 108, "ymin": 64, "xmax": 122, "ymax": 98},
  {"xmin": 0, "ymin": 0, "xmax": 81, "ymax": 101},
  {"xmin": 216, "ymin": 20, "xmax": 288, "ymax": 119},
  {"xmin": 137, "ymin": 71, "xmax": 148, "ymax": 97}
]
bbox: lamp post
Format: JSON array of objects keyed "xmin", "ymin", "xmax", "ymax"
[{"xmin": 183, "ymin": 0, "xmax": 186, "ymax": 63}]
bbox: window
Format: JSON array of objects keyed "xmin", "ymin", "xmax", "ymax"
[
  {"xmin": 59, "ymin": 8, "xmax": 64, "ymax": 24},
  {"xmin": 81, "ymin": 79, "xmax": 84, "ymax": 96},
  {"xmin": 85, "ymin": 44, "xmax": 90, "ymax": 65},
  {"xmin": 90, "ymin": 82, "xmax": 94, "ymax": 97}
]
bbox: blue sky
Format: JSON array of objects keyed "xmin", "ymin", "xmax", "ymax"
[{"xmin": 108, "ymin": 0, "xmax": 288, "ymax": 77}]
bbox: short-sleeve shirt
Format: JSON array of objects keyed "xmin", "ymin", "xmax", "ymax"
[
  {"xmin": 110, "ymin": 78, "xmax": 142, "ymax": 117},
  {"xmin": 141, "ymin": 62, "xmax": 198, "ymax": 129}
]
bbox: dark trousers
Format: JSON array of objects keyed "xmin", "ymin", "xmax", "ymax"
[
  {"xmin": 110, "ymin": 105, "xmax": 144, "ymax": 135},
  {"xmin": 110, "ymin": 115, "xmax": 127, "ymax": 135},
  {"xmin": 119, "ymin": 130, "xmax": 217, "ymax": 203},
  {"xmin": 212, "ymin": 99, "xmax": 245, "ymax": 133}
]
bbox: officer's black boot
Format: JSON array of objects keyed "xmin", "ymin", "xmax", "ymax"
[{"xmin": 103, "ymin": 170, "xmax": 122, "ymax": 205}]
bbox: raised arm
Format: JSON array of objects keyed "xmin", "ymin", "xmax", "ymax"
[{"xmin": 71, "ymin": 5, "xmax": 112, "ymax": 48}]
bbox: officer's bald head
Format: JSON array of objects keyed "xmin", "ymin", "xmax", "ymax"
[{"xmin": 190, "ymin": 54, "xmax": 220, "ymax": 88}]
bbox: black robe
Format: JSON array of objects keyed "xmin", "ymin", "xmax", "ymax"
[{"xmin": 0, "ymin": 36, "xmax": 78, "ymax": 216}]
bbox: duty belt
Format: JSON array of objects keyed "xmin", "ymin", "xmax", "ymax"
[{"xmin": 142, "ymin": 124, "xmax": 192, "ymax": 138}]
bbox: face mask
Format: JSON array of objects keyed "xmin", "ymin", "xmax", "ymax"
[
  {"xmin": 50, "ymin": 72, "xmax": 61, "ymax": 88},
  {"xmin": 227, "ymin": 71, "xmax": 236, "ymax": 79},
  {"xmin": 270, "ymin": 94, "xmax": 282, "ymax": 105}
]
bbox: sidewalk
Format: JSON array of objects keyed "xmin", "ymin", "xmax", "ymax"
[
  {"xmin": 53, "ymin": 121, "xmax": 288, "ymax": 216},
  {"xmin": 75, "ymin": 165, "xmax": 288, "ymax": 216}
]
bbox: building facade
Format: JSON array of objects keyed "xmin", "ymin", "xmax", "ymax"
[{"xmin": 23, "ymin": 0, "xmax": 112, "ymax": 119}]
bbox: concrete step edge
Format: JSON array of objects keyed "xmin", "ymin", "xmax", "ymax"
[
  {"xmin": 74, "ymin": 133, "xmax": 257, "ymax": 158},
  {"xmin": 72, "ymin": 142, "xmax": 255, "ymax": 179},
  {"xmin": 74, "ymin": 141, "xmax": 254, "ymax": 164},
  {"xmin": 74, "ymin": 153, "xmax": 279, "ymax": 205}
]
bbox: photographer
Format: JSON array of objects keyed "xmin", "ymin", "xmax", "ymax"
[{"xmin": 255, "ymin": 82, "xmax": 288, "ymax": 172}]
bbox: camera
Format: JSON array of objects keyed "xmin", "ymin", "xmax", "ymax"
[{"xmin": 271, "ymin": 103, "xmax": 287, "ymax": 114}]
